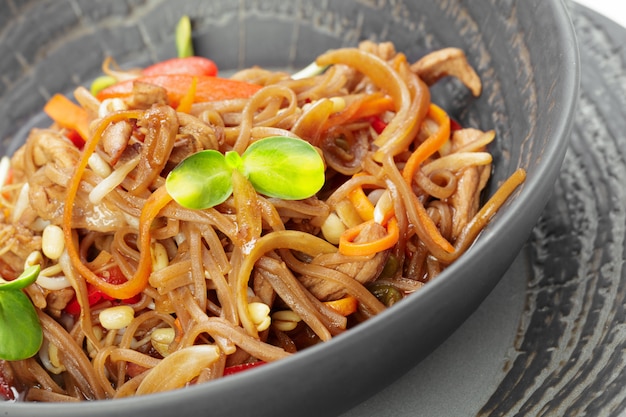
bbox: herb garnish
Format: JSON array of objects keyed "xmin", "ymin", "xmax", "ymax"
[
  {"xmin": 0, "ymin": 265, "xmax": 43, "ymax": 361},
  {"xmin": 165, "ymin": 136, "xmax": 325, "ymax": 210}
]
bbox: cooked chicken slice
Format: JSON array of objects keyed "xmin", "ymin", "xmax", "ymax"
[
  {"xmin": 45, "ymin": 287, "xmax": 76, "ymax": 317},
  {"xmin": 10, "ymin": 129, "xmax": 79, "ymax": 225},
  {"xmin": 177, "ymin": 112, "xmax": 222, "ymax": 150},
  {"xmin": 100, "ymin": 119, "xmax": 133, "ymax": 165},
  {"xmin": 411, "ymin": 47, "xmax": 482, "ymax": 96},
  {"xmin": 127, "ymin": 81, "xmax": 168, "ymax": 109},
  {"xmin": 0, "ymin": 222, "xmax": 41, "ymax": 276},
  {"xmin": 358, "ymin": 40, "xmax": 397, "ymax": 61},
  {"xmin": 448, "ymin": 129, "xmax": 492, "ymax": 240},
  {"xmin": 127, "ymin": 105, "xmax": 179, "ymax": 195},
  {"xmin": 300, "ymin": 221, "xmax": 390, "ymax": 300}
]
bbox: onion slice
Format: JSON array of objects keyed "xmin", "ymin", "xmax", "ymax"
[{"xmin": 136, "ymin": 345, "xmax": 220, "ymax": 395}]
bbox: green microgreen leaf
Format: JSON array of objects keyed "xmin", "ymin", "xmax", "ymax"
[
  {"xmin": 242, "ymin": 136, "xmax": 325, "ymax": 200},
  {"xmin": 176, "ymin": 15, "xmax": 194, "ymax": 58},
  {"xmin": 0, "ymin": 264, "xmax": 40, "ymax": 291},
  {"xmin": 166, "ymin": 150, "xmax": 233, "ymax": 209},
  {"xmin": 0, "ymin": 290, "xmax": 43, "ymax": 360},
  {"xmin": 166, "ymin": 136, "xmax": 325, "ymax": 210},
  {"xmin": 0, "ymin": 265, "xmax": 43, "ymax": 360},
  {"xmin": 224, "ymin": 150, "xmax": 243, "ymax": 172}
]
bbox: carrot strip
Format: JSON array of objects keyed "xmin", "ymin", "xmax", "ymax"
[
  {"xmin": 323, "ymin": 93, "xmax": 394, "ymax": 132},
  {"xmin": 394, "ymin": 103, "xmax": 456, "ymax": 254},
  {"xmin": 351, "ymin": 94, "xmax": 395, "ymax": 120},
  {"xmin": 402, "ymin": 103, "xmax": 450, "ymax": 185},
  {"xmin": 63, "ymin": 109, "xmax": 173, "ymax": 301},
  {"xmin": 323, "ymin": 295, "xmax": 358, "ymax": 316},
  {"xmin": 339, "ymin": 217, "xmax": 399, "ymax": 256},
  {"xmin": 43, "ymin": 94, "xmax": 91, "ymax": 142},
  {"xmin": 176, "ymin": 76, "xmax": 197, "ymax": 113},
  {"xmin": 347, "ymin": 186, "xmax": 375, "ymax": 221},
  {"xmin": 173, "ymin": 318, "xmax": 184, "ymax": 343},
  {"xmin": 97, "ymin": 74, "xmax": 261, "ymax": 108}
]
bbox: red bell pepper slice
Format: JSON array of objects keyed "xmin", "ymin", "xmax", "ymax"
[
  {"xmin": 141, "ymin": 56, "xmax": 218, "ymax": 77},
  {"xmin": 367, "ymin": 115, "xmax": 388, "ymax": 134},
  {"xmin": 450, "ymin": 118, "xmax": 462, "ymax": 132},
  {"xmin": 0, "ymin": 365, "xmax": 16, "ymax": 401},
  {"xmin": 223, "ymin": 361, "xmax": 266, "ymax": 376},
  {"xmin": 64, "ymin": 266, "xmax": 141, "ymax": 316},
  {"xmin": 65, "ymin": 129, "xmax": 85, "ymax": 149},
  {"xmin": 43, "ymin": 94, "xmax": 91, "ymax": 144}
]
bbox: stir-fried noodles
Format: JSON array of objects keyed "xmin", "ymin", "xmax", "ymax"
[{"xmin": 0, "ymin": 41, "xmax": 524, "ymax": 401}]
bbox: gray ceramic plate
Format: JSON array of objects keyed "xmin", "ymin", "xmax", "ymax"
[{"xmin": 0, "ymin": 1, "xmax": 578, "ymax": 416}]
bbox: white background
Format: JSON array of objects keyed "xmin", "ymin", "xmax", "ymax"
[{"xmin": 575, "ymin": 0, "xmax": 626, "ymax": 28}]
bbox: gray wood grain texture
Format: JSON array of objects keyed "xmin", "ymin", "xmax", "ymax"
[{"xmin": 480, "ymin": 4, "xmax": 626, "ymax": 416}]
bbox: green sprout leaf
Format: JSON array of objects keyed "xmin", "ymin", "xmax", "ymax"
[
  {"xmin": 0, "ymin": 291, "xmax": 43, "ymax": 360},
  {"xmin": 166, "ymin": 150, "xmax": 233, "ymax": 210},
  {"xmin": 166, "ymin": 136, "xmax": 325, "ymax": 210},
  {"xmin": 0, "ymin": 264, "xmax": 40, "ymax": 291},
  {"xmin": 0, "ymin": 265, "xmax": 43, "ymax": 360},
  {"xmin": 242, "ymin": 136, "xmax": 325, "ymax": 200}
]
